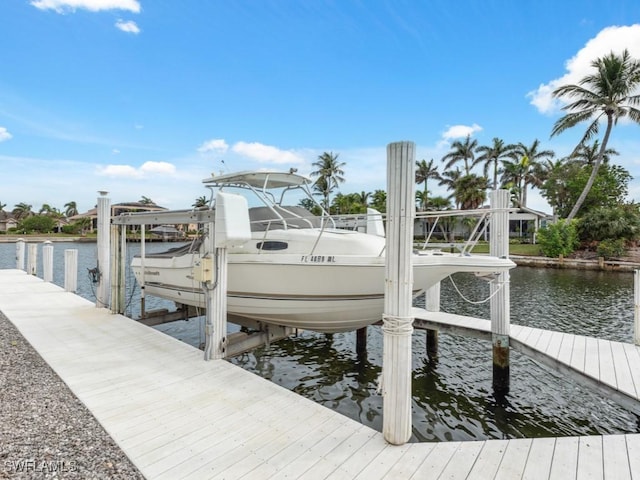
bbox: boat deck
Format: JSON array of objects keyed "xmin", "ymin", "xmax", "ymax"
[{"xmin": 2, "ymin": 269, "xmax": 640, "ymax": 479}]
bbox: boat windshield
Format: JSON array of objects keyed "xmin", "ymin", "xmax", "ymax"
[{"xmin": 203, "ymin": 170, "xmax": 334, "ymax": 230}]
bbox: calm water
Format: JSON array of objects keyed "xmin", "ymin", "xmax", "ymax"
[{"xmin": 1, "ymin": 241, "xmax": 638, "ymax": 442}]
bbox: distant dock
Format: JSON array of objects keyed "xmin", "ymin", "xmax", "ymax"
[{"xmin": 2, "ymin": 269, "xmax": 640, "ymax": 479}]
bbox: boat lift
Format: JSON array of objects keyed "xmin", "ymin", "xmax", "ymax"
[{"xmin": 109, "ymin": 204, "xmax": 295, "ymax": 358}]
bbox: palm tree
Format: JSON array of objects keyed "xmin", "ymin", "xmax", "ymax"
[
  {"xmin": 12, "ymin": 203, "xmax": 32, "ymax": 221},
  {"xmin": 64, "ymin": 201, "xmax": 78, "ymax": 217},
  {"xmin": 415, "ymin": 191, "xmax": 429, "ymax": 211},
  {"xmin": 476, "ymin": 138, "xmax": 517, "ymax": 190},
  {"xmin": 192, "ymin": 196, "xmax": 207, "ymax": 208},
  {"xmin": 139, "ymin": 196, "xmax": 155, "ymax": 205},
  {"xmin": 354, "ymin": 191, "xmax": 370, "ymax": 207},
  {"xmin": 310, "ymin": 151, "xmax": 346, "ymax": 210},
  {"xmin": 415, "ymin": 158, "xmax": 439, "ymax": 200},
  {"xmin": 551, "ymin": 49, "xmax": 640, "ymax": 220},
  {"xmin": 39, "ymin": 204, "xmax": 54, "ymax": 215},
  {"xmin": 506, "ymin": 140, "xmax": 555, "ymax": 208},
  {"xmin": 437, "ymin": 168, "xmax": 463, "ymax": 208},
  {"xmin": 0, "ymin": 202, "xmax": 6, "ymax": 213},
  {"xmin": 370, "ymin": 189, "xmax": 387, "ymax": 213},
  {"xmin": 442, "ymin": 136, "xmax": 479, "ymax": 175},
  {"xmin": 569, "ymin": 140, "xmax": 618, "ymax": 166},
  {"xmin": 454, "ymin": 174, "xmax": 490, "ymax": 210}
]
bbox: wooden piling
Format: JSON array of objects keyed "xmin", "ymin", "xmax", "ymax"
[
  {"xmin": 635, "ymin": 269, "xmax": 640, "ymax": 346},
  {"xmin": 140, "ymin": 224, "xmax": 146, "ymax": 319},
  {"xmin": 382, "ymin": 141, "xmax": 415, "ymax": 445},
  {"xmin": 356, "ymin": 327, "xmax": 367, "ymax": 356},
  {"xmin": 110, "ymin": 224, "xmax": 126, "ymax": 314},
  {"xmin": 42, "ymin": 241, "xmax": 53, "ymax": 282},
  {"xmin": 489, "ymin": 190, "xmax": 510, "ymax": 395},
  {"xmin": 96, "ymin": 192, "xmax": 111, "ymax": 309},
  {"xmin": 425, "ymin": 284, "xmax": 440, "ymax": 359},
  {"xmin": 64, "ymin": 249, "xmax": 78, "ymax": 293},
  {"xmin": 27, "ymin": 244, "xmax": 37, "ymax": 276},
  {"xmin": 15, "ymin": 239, "xmax": 25, "ymax": 271}
]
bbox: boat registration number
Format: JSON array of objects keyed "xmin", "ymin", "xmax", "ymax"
[{"xmin": 300, "ymin": 255, "xmax": 336, "ymax": 263}]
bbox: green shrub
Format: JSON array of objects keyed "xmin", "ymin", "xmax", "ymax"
[
  {"xmin": 577, "ymin": 204, "xmax": 640, "ymax": 243},
  {"xmin": 18, "ymin": 215, "xmax": 56, "ymax": 234},
  {"xmin": 61, "ymin": 224, "xmax": 79, "ymax": 234},
  {"xmin": 596, "ymin": 238, "xmax": 626, "ymax": 259},
  {"xmin": 537, "ymin": 219, "xmax": 579, "ymax": 258}
]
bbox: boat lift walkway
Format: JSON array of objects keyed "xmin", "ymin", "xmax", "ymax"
[{"xmin": 2, "ymin": 269, "xmax": 640, "ymax": 479}]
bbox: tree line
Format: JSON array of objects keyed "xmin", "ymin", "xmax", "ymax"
[{"xmin": 308, "ymin": 49, "xmax": 640, "ymax": 258}]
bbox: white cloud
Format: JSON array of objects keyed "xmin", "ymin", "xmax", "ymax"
[
  {"xmin": 98, "ymin": 161, "xmax": 176, "ymax": 178},
  {"xmin": 0, "ymin": 127, "xmax": 12, "ymax": 142},
  {"xmin": 528, "ymin": 24, "xmax": 640, "ymax": 114},
  {"xmin": 98, "ymin": 164, "xmax": 140, "ymax": 177},
  {"xmin": 198, "ymin": 138, "xmax": 229, "ymax": 154},
  {"xmin": 31, "ymin": 0, "xmax": 140, "ymax": 13},
  {"xmin": 112, "ymin": 149, "xmax": 120, "ymax": 155},
  {"xmin": 231, "ymin": 141, "xmax": 304, "ymax": 164},
  {"xmin": 140, "ymin": 161, "xmax": 176, "ymax": 175},
  {"xmin": 115, "ymin": 19, "xmax": 140, "ymax": 34},
  {"xmin": 441, "ymin": 123, "xmax": 482, "ymax": 141}
]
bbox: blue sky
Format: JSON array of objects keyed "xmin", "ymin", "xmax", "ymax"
[{"xmin": 1, "ymin": 1, "xmax": 640, "ymax": 214}]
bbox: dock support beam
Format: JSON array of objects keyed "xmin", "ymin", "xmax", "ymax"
[
  {"xmin": 635, "ymin": 269, "xmax": 640, "ymax": 346},
  {"xmin": 110, "ymin": 224, "xmax": 126, "ymax": 314},
  {"xmin": 96, "ymin": 191, "xmax": 111, "ymax": 309},
  {"xmin": 356, "ymin": 327, "xmax": 367, "ymax": 356},
  {"xmin": 425, "ymin": 284, "xmax": 440, "ymax": 359},
  {"xmin": 489, "ymin": 190, "xmax": 510, "ymax": 396},
  {"xmin": 382, "ymin": 141, "xmax": 415, "ymax": 445}
]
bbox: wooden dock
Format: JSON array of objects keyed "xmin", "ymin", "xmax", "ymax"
[
  {"xmin": 413, "ymin": 308, "xmax": 640, "ymax": 415},
  {"xmin": 2, "ymin": 269, "xmax": 640, "ymax": 479}
]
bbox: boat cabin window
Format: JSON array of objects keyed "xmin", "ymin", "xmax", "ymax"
[
  {"xmin": 248, "ymin": 206, "xmax": 321, "ymax": 231},
  {"xmin": 256, "ymin": 241, "xmax": 289, "ymax": 251}
]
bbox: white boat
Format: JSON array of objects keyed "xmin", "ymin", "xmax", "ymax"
[{"xmin": 131, "ymin": 170, "xmax": 514, "ymax": 333}]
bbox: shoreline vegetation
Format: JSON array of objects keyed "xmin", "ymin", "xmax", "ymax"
[{"xmin": 1, "ymin": 234, "xmax": 639, "ymax": 272}]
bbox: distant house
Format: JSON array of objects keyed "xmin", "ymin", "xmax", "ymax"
[
  {"xmin": 414, "ymin": 206, "xmax": 553, "ymax": 244},
  {"xmin": 0, "ymin": 212, "xmax": 18, "ymax": 232},
  {"xmin": 68, "ymin": 202, "xmax": 168, "ymax": 232},
  {"xmin": 509, "ymin": 207, "xmax": 554, "ymax": 243}
]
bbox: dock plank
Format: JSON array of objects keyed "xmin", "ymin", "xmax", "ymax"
[
  {"xmin": 576, "ymin": 435, "xmax": 603, "ymax": 480},
  {"xmin": 602, "ymin": 434, "xmax": 632, "ymax": 480},
  {"xmin": 409, "ymin": 442, "xmax": 461, "ymax": 479},
  {"xmin": 549, "ymin": 436, "xmax": 579, "ymax": 480},
  {"xmin": 623, "ymin": 344, "xmax": 640, "ymax": 398},
  {"xmin": 545, "ymin": 330, "xmax": 566, "ymax": 359},
  {"xmin": 570, "ymin": 335, "xmax": 587, "ymax": 372},
  {"xmin": 379, "ymin": 443, "xmax": 437, "ymax": 480},
  {"xmin": 437, "ymin": 441, "xmax": 485, "ymax": 479},
  {"xmin": 599, "ymin": 339, "xmax": 618, "ymax": 389},
  {"xmin": 611, "ymin": 342, "xmax": 637, "ymax": 398},
  {"xmin": 495, "ymin": 438, "xmax": 532, "ymax": 480},
  {"xmin": 466, "ymin": 439, "xmax": 508, "ymax": 480},
  {"xmin": 584, "ymin": 336, "xmax": 600, "ymax": 381}
]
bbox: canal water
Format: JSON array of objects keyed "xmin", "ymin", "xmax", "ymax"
[{"xmin": 1, "ymin": 241, "xmax": 638, "ymax": 442}]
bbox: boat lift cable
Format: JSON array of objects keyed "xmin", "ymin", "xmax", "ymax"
[{"xmin": 446, "ymin": 274, "xmax": 507, "ymax": 305}]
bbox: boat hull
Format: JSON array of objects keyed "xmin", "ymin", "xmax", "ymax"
[{"xmin": 132, "ymin": 253, "xmax": 514, "ymax": 333}]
